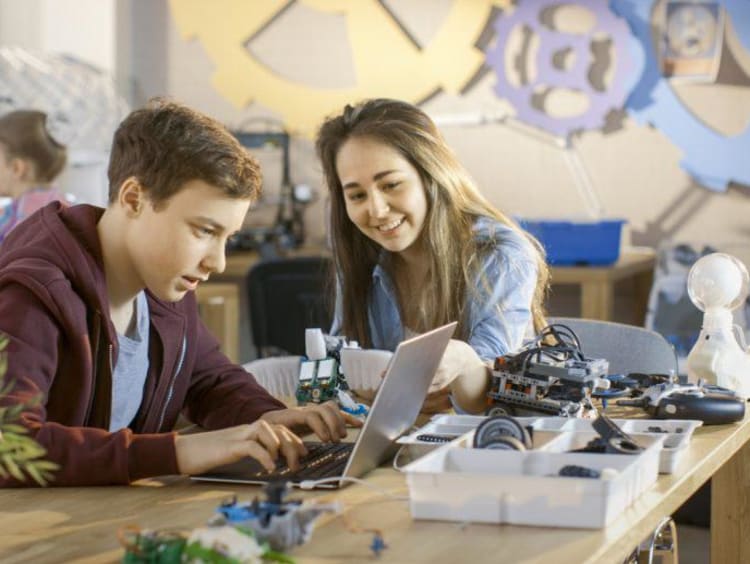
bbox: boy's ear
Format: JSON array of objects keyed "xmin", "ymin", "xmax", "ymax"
[{"xmin": 118, "ymin": 177, "xmax": 145, "ymax": 217}]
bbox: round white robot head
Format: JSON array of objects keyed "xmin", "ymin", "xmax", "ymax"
[{"xmin": 687, "ymin": 253, "xmax": 749, "ymax": 312}]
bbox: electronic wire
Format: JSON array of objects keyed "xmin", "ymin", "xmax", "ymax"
[
  {"xmin": 391, "ymin": 444, "xmax": 411, "ymax": 472},
  {"xmin": 299, "ymin": 476, "xmax": 409, "ymax": 501}
]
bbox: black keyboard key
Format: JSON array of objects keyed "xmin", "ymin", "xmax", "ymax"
[{"xmin": 251, "ymin": 442, "xmax": 354, "ymax": 481}]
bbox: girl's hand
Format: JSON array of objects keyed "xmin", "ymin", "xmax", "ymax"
[{"xmin": 430, "ymin": 339, "xmax": 491, "ymax": 414}]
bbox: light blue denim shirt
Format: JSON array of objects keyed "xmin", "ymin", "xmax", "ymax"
[{"xmin": 331, "ymin": 217, "xmax": 538, "ymax": 360}]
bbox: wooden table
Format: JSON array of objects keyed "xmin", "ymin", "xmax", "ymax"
[
  {"xmin": 550, "ymin": 249, "xmax": 656, "ymax": 322},
  {"xmin": 2, "ymin": 409, "xmax": 749, "ymax": 564}
]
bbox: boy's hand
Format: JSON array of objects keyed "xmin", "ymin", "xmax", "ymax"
[
  {"xmin": 174, "ymin": 420, "xmax": 305, "ymax": 475},
  {"xmin": 260, "ymin": 401, "xmax": 362, "ymax": 443}
]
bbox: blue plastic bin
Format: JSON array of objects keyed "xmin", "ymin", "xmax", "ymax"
[{"xmin": 518, "ymin": 219, "xmax": 626, "ymax": 266}]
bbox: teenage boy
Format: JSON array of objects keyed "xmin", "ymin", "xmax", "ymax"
[{"xmin": 0, "ymin": 99, "xmax": 356, "ymax": 486}]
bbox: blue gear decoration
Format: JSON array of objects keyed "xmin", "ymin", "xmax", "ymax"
[
  {"xmin": 613, "ymin": 0, "xmax": 750, "ymax": 191},
  {"xmin": 486, "ymin": 0, "xmax": 643, "ymax": 138}
]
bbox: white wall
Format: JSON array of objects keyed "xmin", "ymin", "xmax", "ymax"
[{"xmin": 0, "ymin": 0, "xmax": 116, "ymax": 73}]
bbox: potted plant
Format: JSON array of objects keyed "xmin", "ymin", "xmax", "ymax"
[{"xmin": 0, "ymin": 336, "xmax": 58, "ymax": 485}]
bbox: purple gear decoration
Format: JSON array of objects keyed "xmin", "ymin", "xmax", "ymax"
[{"xmin": 486, "ymin": 0, "xmax": 643, "ymax": 138}]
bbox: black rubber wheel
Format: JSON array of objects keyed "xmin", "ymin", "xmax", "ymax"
[
  {"xmin": 486, "ymin": 403, "xmax": 516, "ymax": 417},
  {"xmin": 473, "ymin": 415, "xmax": 532, "ymax": 449},
  {"xmin": 481, "ymin": 435, "xmax": 527, "ymax": 451}
]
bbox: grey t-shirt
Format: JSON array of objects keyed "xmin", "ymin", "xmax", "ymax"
[{"xmin": 109, "ymin": 291, "xmax": 150, "ymax": 432}]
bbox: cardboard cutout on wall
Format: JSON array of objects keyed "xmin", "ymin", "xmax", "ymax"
[{"xmin": 169, "ymin": 0, "xmax": 511, "ymax": 135}]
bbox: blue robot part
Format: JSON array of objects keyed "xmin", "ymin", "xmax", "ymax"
[
  {"xmin": 613, "ymin": 0, "xmax": 750, "ymax": 191},
  {"xmin": 336, "ymin": 388, "xmax": 369, "ymax": 418},
  {"xmin": 486, "ymin": 0, "xmax": 644, "ymax": 138},
  {"xmin": 370, "ymin": 532, "xmax": 387, "ymax": 557},
  {"xmin": 213, "ymin": 483, "xmax": 339, "ymax": 552}
]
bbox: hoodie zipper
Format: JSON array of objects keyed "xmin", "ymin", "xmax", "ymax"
[
  {"xmin": 157, "ymin": 333, "xmax": 186, "ymax": 431},
  {"xmin": 84, "ymin": 313, "xmax": 103, "ymax": 424},
  {"xmin": 108, "ymin": 344, "xmax": 114, "ymax": 386}
]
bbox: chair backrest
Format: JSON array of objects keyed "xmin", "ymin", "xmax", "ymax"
[
  {"xmin": 247, "ymin": 256, "xmax": 333, "ymax": 357},
  {"xmin": 547, "ymin": 317, "xmax": 678, "ymax": 376},
  {"xmin": 242, "ymin": 356, "xmax": 301, "ymax": 398}
]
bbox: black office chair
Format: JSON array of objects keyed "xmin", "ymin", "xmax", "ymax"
[{"xmin": 247, "ymin": 256, "xmax": 333, "ymax": 357}]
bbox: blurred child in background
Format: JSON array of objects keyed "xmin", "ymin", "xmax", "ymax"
[{"xmin": 0, "ymin": 110, "xmax": 68, "ymax": 242}]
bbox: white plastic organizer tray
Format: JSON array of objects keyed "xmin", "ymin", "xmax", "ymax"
[
  {"xmin": 403, "ymin": 428, "xmax": 666, "ymax": 528},
  {"xmin": 398, "ymin": 415, "xmax": 702, "ymax": 474}
]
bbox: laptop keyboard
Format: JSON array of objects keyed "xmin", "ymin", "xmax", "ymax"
[{"xmin": 248, "ymin": 441, "xmax": 354, "ymax": 482}]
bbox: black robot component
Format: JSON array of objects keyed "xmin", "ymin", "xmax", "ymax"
[
  {"xmin": 228, "ymin": 131, "xmax": 312, "ymax": 255},
  {"xmin": 559, "ymin": 465, "xmax": 601, "ymax": 478},
  {"xmin": 617, "ymin": 382, "xmax": 745, "ymax": 425},
  {"xmin": 571, "ymin": 413, "xmax": 644, "ymax": 455},
  {"xmin": 487, "ymin": 324, "xmax": 610, "ymax": 417},
  {"xmin": 652, "ymin": 391, "xmax": 745, "ymax": 424}
]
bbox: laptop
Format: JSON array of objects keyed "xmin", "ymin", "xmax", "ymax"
[{"xmin": 192, "ymin": 322, "xmax": 456, "ymax": 488}]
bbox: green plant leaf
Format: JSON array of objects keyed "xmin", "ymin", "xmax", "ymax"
[
  {"xmin": 0, "ymin": 335, "xmax": 57, "ymax": 485},
  {"xmin": 263, "ymin": 549, "xmax": 296, "ymax": 563},
  {"xmin": 34, "ymin": 460, "xmax": 59, "ymax": 471},
  {"xmin": 4, "ymin": 404, "xmax": 23, "ymax": 420},
  {"xmin": 0, "ymin": 424, "xmax": 28, "ymax": 434},
  {"xmin": 2, "ymin": 454, "xmax": 25, "ymax": 481},
  {"xmin": 25, "ymin": 464, "xmax": 47, "ymax": 486}
]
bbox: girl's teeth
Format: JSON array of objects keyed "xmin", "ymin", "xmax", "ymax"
[{"xmin": 380, "ymin": 218, "xmax": 402, "ymax": 231}]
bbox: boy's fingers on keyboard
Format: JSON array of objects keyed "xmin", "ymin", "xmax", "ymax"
[
  {"xmin": 301, "ymin": 410, "xmax": 332, "ymax": 442},
  {"xmin": 243, "ymin": 442, "xmax": 276, "ymax": 473},
  {"xmin": 288, "ymin": 429, "xmax": 308, "ymax": 456},
  {"xmin": 318, "ymin": 401, "xmax": 348, "ymax": 439},
  {"xmin": 259, "ymin": 404, "xmax": 348, "ymax": 441},
  {"xmin": 342, "ymin": 411, "xmax": 364, "ymax": 427},
  {"xmin": 276, "ymin": 426, "xmax": 305, "ymax": 471},
  {"xmin": 248, "ymin": 421, "xmax": 281, "ymax": 462}
]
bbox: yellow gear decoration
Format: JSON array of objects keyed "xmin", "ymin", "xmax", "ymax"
[{"xmin": 169, "ymin": 0, "xmax": 509, "ymax": 134}]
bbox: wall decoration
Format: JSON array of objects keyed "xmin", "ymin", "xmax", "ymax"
[
  {"xmin": 485, "ymin": 0, "xmax": 643, "ymax": 138},
  {"xmin": 169, "ymin": 0, "xmax": 510, "ymax": 134},
  {"xmin": 0, "ymin": 47, "xmax": 127, "ymax": 152},
  {"xmin": 614, "ymin": 0, "xmax": 750, "ymax": 191},
  {"xmin": 661, "ymin": 1, "xmax": 724, "ymax": 81}
]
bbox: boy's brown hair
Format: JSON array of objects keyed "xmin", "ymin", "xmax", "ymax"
[
  {"xmin": 107, "ymin": 98, "xmax": 261, "ymax": 208},
  {"xmin": 0, "ymin": 110, "xmax": 67, "ymax": 182}
]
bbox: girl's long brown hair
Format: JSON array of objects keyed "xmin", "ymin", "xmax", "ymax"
[{"xmin": 316, "ymin": 99, "xmax": 549, "ymax": 347}]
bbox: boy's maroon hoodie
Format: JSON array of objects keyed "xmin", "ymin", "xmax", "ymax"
[{"xmin": 0, "ymin": 203, "xmax": 285, "ymax": 486}]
